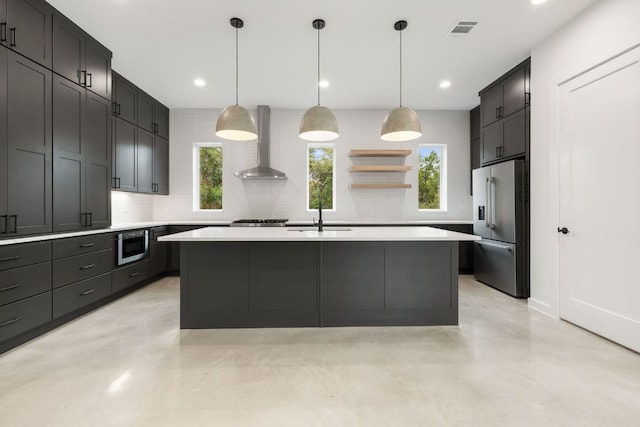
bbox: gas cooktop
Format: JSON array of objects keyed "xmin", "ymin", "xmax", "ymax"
[{"xmin": 230, "ymin": 219, "xmax": 288, "ymax": 227}]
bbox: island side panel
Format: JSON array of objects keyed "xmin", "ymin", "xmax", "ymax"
[
  {"xmin": 322, "ymin": 241, "xmax": 458, "ymax": 326},
  {"xmin": 180, "ymin": 242, "xmax": 250, "ymax": 328},
  {"xmin": 180, "ymin": 242, "xmax": 320, "ymax": 328}
]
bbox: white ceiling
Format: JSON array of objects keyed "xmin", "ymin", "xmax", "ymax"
[{"xmin": 46, "ymin": 0, "xmax": 598, "ymax": 110}]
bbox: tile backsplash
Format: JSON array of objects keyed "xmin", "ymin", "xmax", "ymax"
[{"xmin": 113, "ymin": 108, "xmax": 473, "ymax": 223}]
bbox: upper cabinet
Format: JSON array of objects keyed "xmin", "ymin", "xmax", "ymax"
[
  {"xmin": 112, "ymin": 69, "xmax": 170, "ymax": 195},
  {"xmin": 52, "ymin": 12, "xmax": 112, "ymax": 100},
  {"xmin": 137, "ymin": 89, "xmax": 170, "ymax": 139},
  {"xmin": 112, "ymin": 71, "xmax": 137, "ymax": 124},
  {"xmin": 479, "ymin": 58, "xmax": 530, "ymax": 166},
  {"xmin": 1, "ymin": 0, "xmax": 53, "ymax": 68},
  {"xmin": 0, "ymin": 48, "xmax": 52, "ymax": 236}
]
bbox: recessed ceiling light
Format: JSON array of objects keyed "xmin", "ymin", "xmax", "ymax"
[
  {"xmin": 194, "ymin": 78, "xmax": 206, "ymax": 87},
  {"xmin": 440, "ymin": 80, "xmax": 451, "ymax": 89},
  {"xmin": 319, "ymin": 80, "xmax": 329, "ymax": 88},
  {"xmin": 531, "ymin": 0, "xmax": 548, "ymax": 5}
]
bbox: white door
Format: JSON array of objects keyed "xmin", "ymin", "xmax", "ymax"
[{"xmin": 558, "ymin": 45, "xmax": 640, "ymax": 352}]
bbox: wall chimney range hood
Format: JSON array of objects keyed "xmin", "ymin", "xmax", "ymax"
[{"xmin": 234, "ymin": 105, "xmax": 287, "ymax": 180}]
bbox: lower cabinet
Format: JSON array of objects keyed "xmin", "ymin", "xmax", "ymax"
[
  {"xmin": 112, "ymin": 259, "xmax": 149, "ymax": 293},
  {"xmin": 149, "ymin": 226, "xmax": 169, "ymax": 277},
  {"xmin": 53, "ymin": 272, "xmax": 111, "ymax": 319},
  {"xmin": 0, "ymin": 292, "xmax": 52, "ymax": 343}
]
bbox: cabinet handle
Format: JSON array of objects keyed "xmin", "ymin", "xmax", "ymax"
[
  {"xmin": 80, "ymin": 264, "xmax": 96, "ymax": 270},
  {"xmin": 0, "ymin": 22, "xmax": 7, "ymax": 42},
  {"xmin": 525, "ymin": 92, "xmax": 531, "ymax": 106},
  {"xmin": 9, "ymin": 215, "xmax": 17, "ymax": 233},
  {"xmin": 0, "ymin": 283, "xmax": 22, "ymax": 292},
  {"xmin": 81, "ymin": 70, "xmax": 87, "ymax": 86},
  {"xmin": 9, "ymin": 27, "xmax": 16, "ymax": 47},
  {"xmin": 117, "ymin": 177, "xmax": 121, "ymax": 189},
  {"xmin": 80, "ymin": 289, "xmax": 96, "ymax": 296},
  {"xmin": 86, "ymin": 73, "xmax": 92, "ymax": 88},
  {"xmin": 117, "ymin": 103, "xmax": 121, "ymax": 116},
  {"xmin": 112, "ymin": 102, "xmax": 118, "ymax": 115},
  {"xmin": 0, "ymin": 317, "xmax": 21, "ymax": 327},
  {"xmin": 0, "ymin": 215, "xmax": 7, "ymax": 234},
  {"xmin": 129, "ymin": 272, "xmax": 140, "ymax": 278},
  {"xmin": 495, "ymin": 107, "xmax": 499, "ymax": 119},
  {"xmin": 80, "ymin": 243, "xmax": 95, "ymax": 248},
  {"xmin": 88, "ymin": 212, "xmax": 93, "ymax": 227},
  {"xmin": 0, "ymin": 255, "xmax": 21, "ymax": 262}
]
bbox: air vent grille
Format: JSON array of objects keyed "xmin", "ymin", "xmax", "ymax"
[{"xmin": 448, "ymin": 20, "xmax": 478, "ymax": 37}]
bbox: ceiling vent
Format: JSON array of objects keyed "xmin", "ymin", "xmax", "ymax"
[{"xmin": 448, "ymin": 20, "xmax": 478, "ymax": 37}]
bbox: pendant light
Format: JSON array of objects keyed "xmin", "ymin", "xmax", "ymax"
[
  {"xmin": 216, "ymin": 17, "xmax": 257, "ymax": 141},
  {"xmin": 381, "ymin": 20, "xmax": 422, "ymax": 142},
  {"xmin": 299, "ymin": 19, "xmax": 339, "ymax": 141}
]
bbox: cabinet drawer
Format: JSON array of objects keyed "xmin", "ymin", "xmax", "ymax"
[
  {"xmin": 53, "ymin": 233, "xmax": 114, "ymax": 259},
  {"xmin": 52, "ymin": 249, "xmax": 113, "ymax": 288},
  {"xmin": 0, "ymin": 261, "xmax": 52, "ymax": 307},
  {"xmin": 0, "ymin": 241, "xmax": 52, "ymax": 271},
  {"xmin": 53, "ymin": 272, "xmax": 111, "ymax": 319},
  {"xmin": 0, "ymin": 292, "xmax": 52, "ymax": 343},
  {"xmin": 112, "ymin": 259, "xmax": 149, "ymax": 293}
]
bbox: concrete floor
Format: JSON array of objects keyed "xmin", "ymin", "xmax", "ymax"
[{"xmin": 1, "ymin": 275, "xmax": 639, "ymax": 427}]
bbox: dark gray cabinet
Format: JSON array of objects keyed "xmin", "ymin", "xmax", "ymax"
[
  {"xmin": 112, "ymin": 71, "xmax": 137, "ymax": 124},
  {"xmin": 1, "ymin": 0, "xmax": 53, "ymax": 68},
  {"xmin": 153, "ymin": 137, "xmax": 169, "ymax": 194},
  {"xmin": 481, "ymin": 107, "xmax": 528, "ymax": 164},
  {"xmin": 112, "ymin": 259, "xmax": 149, "ymax": 293},
  {"xmin": 53, "ymin": 75, "xmax": 111, "ymax": 232},
  {"xmin": 112, "ymin": 117, "xmax": 137, "ymax": 192},
  {"xmin": 470, "ymin": 106, "xmax": 480, "ymax": 195},
  {"xmin": 479, "ymin": 58, "xmax": 530, "ymax": 166},
  {"xmin": 112, "ymin": 71, "xmax": 169, "ymax": 195},
  {"xmin": 52, "ymin": 12, "xmax": 112, "ymax": 100},
  {"xmin": 1, "ymin": 48, "xmax": 52, "ymax": 236},
  {"xmin": 136, "ymin": 128, "xmax": 154, "ymax": 193},
  {"xmin": 149, "ymin": 226, "xmax": 169, "ymax": 277}
]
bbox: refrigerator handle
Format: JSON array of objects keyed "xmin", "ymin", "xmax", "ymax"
[
  {"xmin": 489, "ymin": 177, "xmax": 496, "ymax": 229},
  {"xmin": 485, "ymin": 178, "xmax": 491, "ymax": 228}
]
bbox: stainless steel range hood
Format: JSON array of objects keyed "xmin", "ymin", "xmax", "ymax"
[{"xmin": 234, "ymin": 105, "xmax": 287, "ymax": 180}]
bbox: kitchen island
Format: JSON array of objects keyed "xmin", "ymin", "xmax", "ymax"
[{"xmin": 160, "ymin": 226, "xmax": 480, "ymax": 328}]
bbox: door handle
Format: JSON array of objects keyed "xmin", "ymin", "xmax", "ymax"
[
  {"xmin": 86, "ymin": 73, "xmax": 92, "ymax": 88},
  {"xmin": 0, "ymin": 23, "xmax": 7, "ymax": 42},
  {"xmin": 488, "ymin": 177, "xmax": 496, "ymax": 229},
  {"xmin": 475, "ymin": 240, "xmax": 513, "ymax": 251},
  {"xmin": 9, "ymin": 27, "xmax": 16, "ymax": 47},
  {"xmin": 557, "ymin": 227, "xmax": 569, "ymax": 235},
  {"xmin": 485, "ymin": 178, "xmax": 491, "ymax": 228}
]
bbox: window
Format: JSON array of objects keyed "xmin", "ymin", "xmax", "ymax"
[
  {"xmin": 418, "ymin": 144, "xmax": 447, "ymax": 210},
  {"xmin": 194, "ymin": 143, "xmax": 223, "ymax": 211},
  {"xmin": 307, "ymin": 144, "xmax": 335, "ymax": 211}
]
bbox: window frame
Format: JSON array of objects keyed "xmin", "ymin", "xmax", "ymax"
[
  {"xmin": 193, "ymin": 142, "xmax": 224, "ymax": 212},
  {"xmin": 417, "ymin": 143, "xmax": 448, "ymax": 212},
  {"xmin": 306, "ymin": 143, "xmax": 337, "ymax": 212}
]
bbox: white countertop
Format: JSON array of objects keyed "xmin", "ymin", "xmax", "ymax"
[{"xmin": 159, "ymin": 226, "xmax": 480, "ymax": 242}]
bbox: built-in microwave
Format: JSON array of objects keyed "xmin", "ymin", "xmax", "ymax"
[{"xmin": 116, "ymin": 229, "xmax": 149, "ymax": 266}]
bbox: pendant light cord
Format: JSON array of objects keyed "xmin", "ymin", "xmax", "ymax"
[
  {"xmin": 235, "ymin": 24, "xmax": 239, "ymax": 106},
  {"xmin": 399, "ymin": 28, "xmax": 403, "ymax": 107},
  {"xmin": 317, "ymin": 24, "xmax": 321, "ymax": 106}
]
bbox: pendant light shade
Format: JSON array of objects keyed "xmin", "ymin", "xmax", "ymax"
[
  {"xmin": 380, "ymin": 106, "xmax": 422, "ymax": 141},
  {"xmin": 381, "ymin": 20, "xmax": 422, "ymax": 142},
  {"xmin": 299, "ymin": 19, "xmax": 339, "ymax": 141},
  {"xmin": 216, "ymin": 17, "xmax": 257, "ymax": 141}
]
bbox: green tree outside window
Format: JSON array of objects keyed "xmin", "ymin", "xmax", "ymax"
[
  {"xmin": 418, "ymin": 146, "xmax": 442, "ymax": 209},
  {"xmin": 199, "ymin": 146, "xmax": 223, "ymax": 210},
  {"xmin": 308, "ymin": 146, "xmax": 334, "ymax": 210}
]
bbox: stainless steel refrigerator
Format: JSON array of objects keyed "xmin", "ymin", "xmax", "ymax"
[{"xmin": 472, "ymin": 159, "xmax": 528, "ymax": 297}]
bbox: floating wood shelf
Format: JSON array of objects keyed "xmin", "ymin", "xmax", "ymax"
[
  {"xmin": 349, "ymin": 183, "xmax": 412, "ymax": 189},
  {"xmin": 349, "ymin": 149, "xmax": 412, "ymax": 158},
  {"xmin": 349, "ymin": 165, "xmax": 412, "ymax": 172}
]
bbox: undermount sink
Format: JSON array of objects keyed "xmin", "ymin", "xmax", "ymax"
[{"xmin": 286, "ymin": 227, "xmax": 352, "ymax": 232}]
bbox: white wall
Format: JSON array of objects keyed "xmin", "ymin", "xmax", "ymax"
[
  {"xmin": 529, "ymin": 0, "xmax": 640, "ymax": 316},
  {"xmin": 151, "ymin": 108, "xmax": 472, "ymax": 222},
  {"xmin": 111, "ymin": 191, "xmax": 154, "ymax": 225}
]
